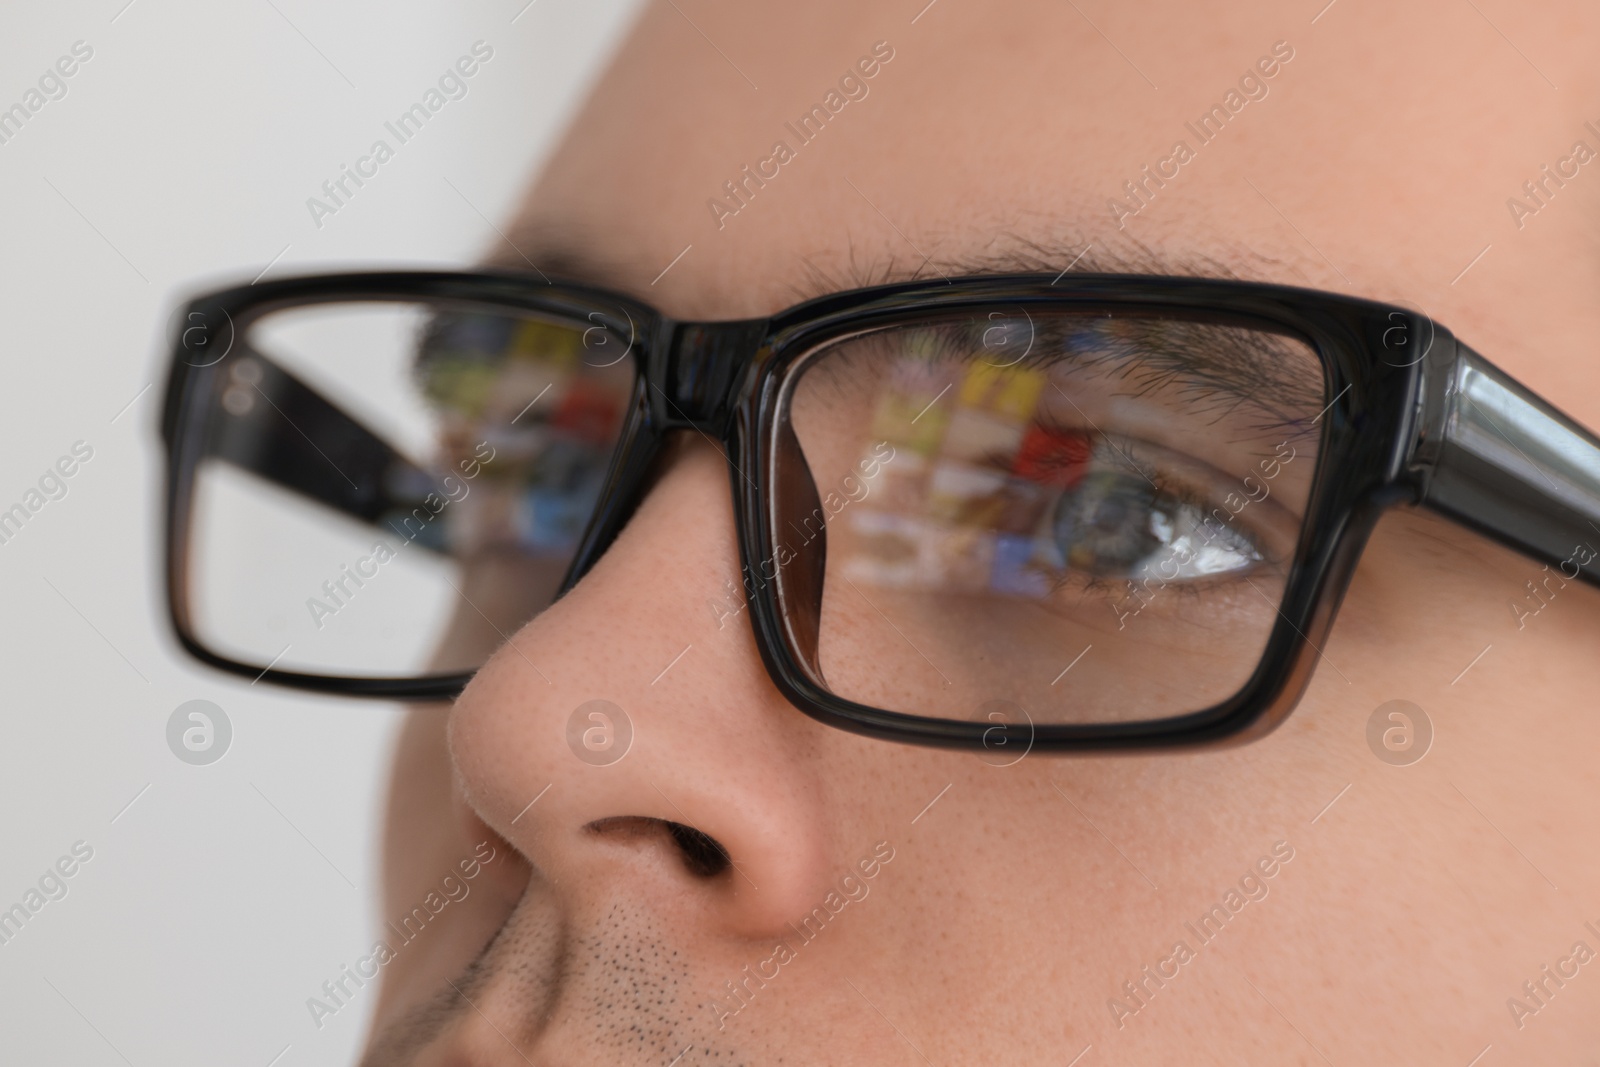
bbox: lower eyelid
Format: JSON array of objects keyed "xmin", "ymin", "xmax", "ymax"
[{"xmin": 1030, "ymin": 472, "xmax": 1289, "ymax": 596}]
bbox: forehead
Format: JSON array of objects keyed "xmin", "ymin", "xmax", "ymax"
[{"xmin": 509, "ymin": 1, "xmax": 1600, "ymax": 360}]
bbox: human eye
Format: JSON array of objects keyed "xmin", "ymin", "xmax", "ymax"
[
  {"xmin": 965, "ymin": 423, "xmax": 1291, "ymax": 611},
  {"xmin": 1050, "ymin": 452, "xmax": 1257, "ymax": 579}
]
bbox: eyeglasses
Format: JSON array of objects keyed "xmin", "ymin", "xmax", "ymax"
[{"xmin": 159, "ymin": 269, "xmax": 1600, "ymax": 752}]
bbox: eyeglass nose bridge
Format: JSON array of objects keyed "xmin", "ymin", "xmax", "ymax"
[
  {"xmin": 637, "ymin": 314, "xmax": 831, "ymax": 680},
  {"xmin": 650, "ymin": 318, "xmax": 771, "ymax": 434}
]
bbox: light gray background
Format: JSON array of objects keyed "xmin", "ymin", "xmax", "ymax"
[{"xmin": 0, "ymin": 2, "xmax": 641, "ymax": 1063}]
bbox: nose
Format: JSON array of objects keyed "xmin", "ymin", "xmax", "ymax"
[{"xmin": 448, "ymin": 438, "xmax": 833, "ymax": 939}]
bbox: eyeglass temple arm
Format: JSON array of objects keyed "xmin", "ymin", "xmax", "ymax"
[
  {"xmin": 1412, "ymin": 339, "xmax": 1600, "ymax": 585},
  {"xmin": 201, "ymin": 348, "xmax": 446, "ymax": 550}
]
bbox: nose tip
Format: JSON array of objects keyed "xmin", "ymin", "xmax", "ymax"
[
  {"xmin": 447, "ymin": 441, "xmax": 835, "ymax": 942},
  {"xmin": 453, "ymin": 666, "xmax": 832, "ymax": 939}
]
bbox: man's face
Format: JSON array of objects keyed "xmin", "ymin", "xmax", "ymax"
[{"xmin": 366, "ymin": 2, "xmax": 1600, "ymax": 1061}]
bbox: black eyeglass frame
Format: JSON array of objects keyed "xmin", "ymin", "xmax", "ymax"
[{"xmin": 160, "ymin": 269, "xmax": 1600, "ymax": 752}]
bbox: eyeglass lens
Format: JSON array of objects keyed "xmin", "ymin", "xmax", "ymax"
[{"xmin": 780, "ymin": 312, "xmax": 1324, "ymax": 725}]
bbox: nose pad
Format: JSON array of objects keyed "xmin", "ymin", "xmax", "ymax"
[{"xmin": 448, "ymin": 439, "xmax": 833, "ymax": 941}]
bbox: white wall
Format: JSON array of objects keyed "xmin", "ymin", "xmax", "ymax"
[{"xmin": 0, "ymin": 2, "xmax": 641, "ymax": 1063}]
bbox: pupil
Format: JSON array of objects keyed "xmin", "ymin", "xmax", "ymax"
[
  {"xmin": 1088, "ymin": 495, "xmax": 1133, "ymax": 533},
  {"xmin": 1053, "ymin": 472, "xmax": 1165, "ymax": 575}
]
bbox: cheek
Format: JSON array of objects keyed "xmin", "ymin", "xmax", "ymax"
[{"xmin": 1337, "ymin": 509, "xmax": 1519, "ymax": 666}]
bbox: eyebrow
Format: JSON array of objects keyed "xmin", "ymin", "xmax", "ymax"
[
  {"xmin": 788, "ymin": 234, "xmax": 1281, "ymax": 302},
  {"xmin": 1031, "ymin": 317, "xmax": 1323, "ymax": 433},
  {"xmin": 490, "ymin": 224, "xmax": 1302, "ymax": 301},
  {"xmin": 485, "ymin": 233, "xmax": 1324, "ymax": 430}
]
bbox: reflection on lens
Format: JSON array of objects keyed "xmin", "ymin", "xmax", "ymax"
[
  {"xmin": 415, "ymin": 312, "xmax": 628, "ymax": 561},
  {"xmin": 186, "ymin": 300, "xmax": 634, "ymax": 679},
  {"xmin": 783, "ymin": 312, "xmax": 1323, "ymax": 726}
]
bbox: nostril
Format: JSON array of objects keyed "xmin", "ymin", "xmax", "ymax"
[
  {"xmin": 665, "ymin": 821, "xmax": 731, "ymax": 878},
  {"xmin": 585, "ymin": 815, "xmax": 732, "ymax": 879}
]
